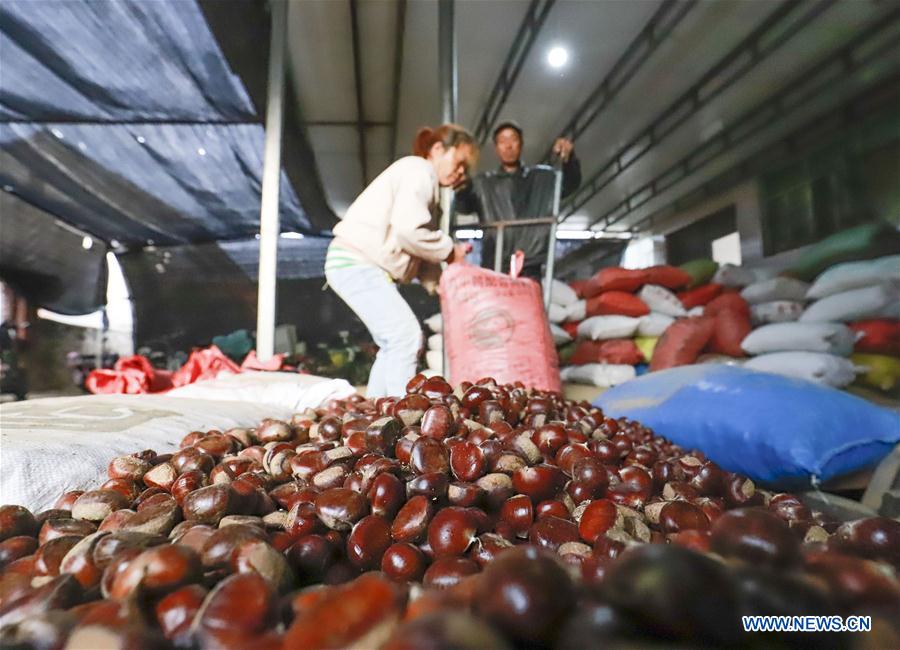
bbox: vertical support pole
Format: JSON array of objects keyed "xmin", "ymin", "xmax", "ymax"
[
  {"xmin": 494, "ymin": 225, "xmax": 505, "ymax": 273},
  {"xmin": 543, "ymin": 168, "xmax": 563, "ymax": 309},
  {"xmin": 439, "ymin": 0, "xmax": 456, "ymax": 379},
  {"xmin": 256, "ymin": 0, "xmax": 287, "ymax": 363}
]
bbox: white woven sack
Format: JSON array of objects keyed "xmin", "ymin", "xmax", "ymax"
[
  {"xmin": 800, "ymin": 282, "xmax": 900, "ymax": 323},
  {"xmin": 744, "ymin": 352, "xmax": 861, "ymax": 388},
  {"xmin": 560, "ymin": 363, "xmax": 636, "ymax": 387},
  {"xmin": 750, "ymin": 301, "xmax": 805, "ymax": 325},
  {"xmin": 0, "ymin": 394, "xmax": 298, "ymax": 512},
  {"xmin": 548, "ymin": 302, "xmax": 568, "ymax": 324},
  {"xmin": 577, "ymin": 315, "xmax": 640, "ymax": 341},
  {"xmin": 543, "ymin": 278, "xmax": 579, "ymax": 307},
  {"xmin": 741, "ymin": 323, "xmax": 856, "ymax": 357},
  {"xmin": 806, "ymin": 255, "xmax": 900, "ymax": 300},
  {"xmin": 425, "ymin": 350, "xmax": 444, "ymax": 373},
  {"xmin": 637, "ymin": 312, "xmax": 675, "ymax": 337},
  {"xmin": 167, "ymin": 371, "xmax": 355, "ymax": 411},
  {"xmin": 565, "ymin": 299, "xmax": 587, "ymax": 323},
  {"xmin": 549, "ymin": 323, "xmax": 573, "ymax": 346},
  {"xmin": 424, "ymin": 313, "xmax": 443, "ymax": 333},
  {"xmin": 639, "ymin": 285, "xmax": 686, "ymax": 317},
  {"xmin": 740, "ymin": 277, "xmax": 810, "ymax": 304},
  {"xmin": 713, "ymin": 264, "xmax": 757, "ymax": 288}
]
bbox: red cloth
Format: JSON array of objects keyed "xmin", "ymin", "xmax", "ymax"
[
  {"xmin": 678, "ymin": 283, "xmax": 723, "ymax": 309},
  {"xmin": 569, "ymin": 339, "xmax": 644, "ymax": 366},
  {"xmin": 241, "ymin": 350, "xmax": 285, "ymax": 371},
  {"xmin": 86, "ymin": 345, "xmax": 247, "ymax": 395},
  {"xmin": 585, "ymin": 291, "xmax": 650, "ymax": 318},
  {"xmin": 171, "ymin": 346, "xmax": 241, "ymax": 388}
]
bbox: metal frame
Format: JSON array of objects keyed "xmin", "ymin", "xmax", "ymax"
[
  {"xmin": 348, "ymin": 0, "xmax": 369, "ymax": 185},
  {"xmin": 561, "ymin": 0, "xmax": 836, "ymax": 223},
  {"xmin": 473, "ymin": 0, "xmax": 556, "ymax": 144},
  {"xmin": 255, "ymin": 0, "xmax": 287, "ymax": 363},
  {"xmin": 598, "ymin": 10, "xmax": 900, "ymax": 233},
  {"xmin": 542, "ymin": 0, "xmax": 694, "ymax": 161},
  {"xmin": 390, "ymin": 0, "xmax": 407, "ymax": 161},
  {"xmin": 633, "ymin": 70, "xmax": 900, "ymax": 235}
]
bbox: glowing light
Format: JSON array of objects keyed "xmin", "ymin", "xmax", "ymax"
[
  {"xmin": 547, "ymin": 46, "xmax": 569, "ymax": 69},
  {"xmin": 82, "ymin": 236, "xmax": 93, "ymax": 250}
]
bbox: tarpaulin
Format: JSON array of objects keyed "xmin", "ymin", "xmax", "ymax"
[
  {"xmin": 0, "ymin": 192, "xmax": 107, "ymax": 314},
  {"xmin": 0, "ymin": 0, "xmax": 317, "ymax": 313}
]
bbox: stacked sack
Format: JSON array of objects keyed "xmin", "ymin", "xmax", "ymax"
[
  {"xmin": 797, "ymin": 254, "xmax": 900, "ymax": 392},
  {"xmin": 555, "ymin": 265, "xmax": 699, "ymax": 387},
  {"xmin": 731, "ymin": 222, "xmax": 900, "ymax": 390},
  {"xmin": 422, "ymin": 313, "xmax": 444, "ymax": 377}
]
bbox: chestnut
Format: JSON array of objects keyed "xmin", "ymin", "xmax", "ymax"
[
  {"xmin": 181, "ymin": 484, "xmax": 235, "ymax": 525},
  {"xmin": 410, "ymin": 436, "xmax": 450, "ymax": 475},
  {"xmin": 108, "ymin": 544, "xmax": 202, "ymax": 599},
  {"xmin": 474, "ymin": 545, "xmax": 574, "ymax": 645},
  {"xmin": 391, "ymin": 495, "xmax": 434, "ymax": 543},
  {"xmin": 346, "ymin": 514, "xmax": 392, "ymax": 570},
  {"xmin": 232, "ymin": 538, "xmax": 294, "ymax": 592},
  {"xmin": 0, "ymin": 535, "xmax": 38, "ymax": 569},
  {"xmin": 381, "ymin": 542, "xmax": 427, "ymax": 583},
  {"xmin": 710, "ymin": 508, "xmax": 800, "ymax": 569},
  {"xmin": 578, "ymin": 499, "xmax": 617, "ymax": 544},
  {"xmin": 194, "ymin": 572, "xmax": 278, "ymax": 636},
  {"xmin": 528, "ymin": 514, "xmax": 579, "ymax": 551},
  {"xmin": 658, "ymin": 501, "xmax": 710, "ymax": 534},
  {"xmin": 155, "ymin": 583, "xmax": 208, "ymax": 640},
  {"xmin": 601, "ymin": 543, "xmax": 742, "ymax": 644},
  {"xmin": 512, "ymin": 464, "xmax": 563, "ymax": 503},
  {"xmin": 367, "ymin": 473, "xmax": 405, "ymax": 519},
  {"xmin": 286, "ymin": 534, "xmax": 340, "ymax": 584},
  {"xmin": 423, "ymin": 556, "xmax": 480, "ymax": 589},
  {"xmin": 829, "ymin": 517, "xmax": 900, "ymax": 568},
  {"xmin": 314, "ymin": 487, "xmax": 369, "ymax": 531},
  {"xmin": 427, "ymin": 507, "xmax": 478, "ymax": 558}
]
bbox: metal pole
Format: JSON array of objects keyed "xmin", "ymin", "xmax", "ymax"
[
  {"xmin": 256, "ymin": 0, "xmax": 287, "ymax": 363},
  {"xmin": 494, "ymin": 225, "xmax": 505, "ymax": 273},
  {"xmin": 543, "ymin": 167, "xmax": 563, "ymax": 309},
  {"xmin": 439, "ymin": 0, "xmax": 456, "ymax": 379}
]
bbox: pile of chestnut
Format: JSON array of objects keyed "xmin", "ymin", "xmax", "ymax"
[{"xmin": 1, "ymin": 373, "xmax": 898, "ymax": 649}]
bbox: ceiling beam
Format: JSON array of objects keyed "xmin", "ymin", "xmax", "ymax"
[
  {"xmin": 349, "ymin": 0, "xmax": 368, "ymax": 186},
  {"xmin": 473, "ymin": 0, "xmax": 556, "ymax": 144},
  {"xmin": 600, "ymin": 12, "xmax": 900, "ymax": 233},
  {"xmin": 561, "ymin": 0, "xmax": 836, "ymax": 224},
  {"xmin": 390, "ymin": 0, "xmax": 407, "ymax": 161},
  {"xmin": 542, "ymin": 0, "xmax": 695, "ymax": 161}
]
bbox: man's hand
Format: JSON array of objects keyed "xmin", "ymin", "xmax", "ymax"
[
  {"xmin": 552, "ymin": 137, "xmax": 575, "ymax": 163},
  {"xmin": 447, "ymin": 242, "xmax": 472, "ymax": 264}
]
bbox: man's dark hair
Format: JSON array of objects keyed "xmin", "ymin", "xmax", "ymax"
[{"xmin": 492, "ymin": 120, "xmax": 523, "ymax": 143}]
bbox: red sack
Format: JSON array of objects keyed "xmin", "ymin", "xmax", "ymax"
[
  {"xmin": 678, "ymin": 283, "xmax": 723, "ymax": 309},
  {"xmin": 645, "ymin": 265, "xmax": 692, "ymax": 290},
  {"xmin": 582, "ymin": 267, "xmax": 648, "ymax": 298},
  {"xmin": 569, "ymin": 339, "xmax": 644, "ymax": 366},
  {"xmin": 562, "ymin": 321, "xmax": 580, "ymax": 339},
  {"xmin": 650, "ymin": 317, "xmax": 715, "ymax": 371},
  {"xmin": 704, "ymin": 292, "xmax": 750, "ymax": 318},
  {"xmin": 849, "ymin": 320, "xmax": 900, "ymax": 356},
  {"xmin": 115, "ymin": 355, "xmax": 173, "ymax": 392},
  {"xmin": 707, "ymin": 309, "xmax": 751, "ymax": 357},
  {"xmin": 585, "ymin": 291, "xmax": 650, "ymax": 318},
  {"xmin": 171, "ymin": 345, "xmax": 241, "ymax": 388},
  {"xmin": 440, "ymin": 262, "xmax": 560, "ymax": 391},
  {"xmin": 569, "ymin": 279, "xmax": 589, "ymax": 299}
]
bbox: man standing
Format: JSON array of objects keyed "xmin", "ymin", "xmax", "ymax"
[{"xmin": 453, "ymin": 120, "xmax": 581, "ymax": 278}]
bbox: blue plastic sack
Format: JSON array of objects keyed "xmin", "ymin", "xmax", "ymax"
[{"xmin": 595, "ymin": 365, "xmax": 900, "ymax": 487}]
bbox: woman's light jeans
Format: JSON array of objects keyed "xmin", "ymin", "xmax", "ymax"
[{"xmin": 325, "ymin": 264, "xmax": 423, "ymax": 398}]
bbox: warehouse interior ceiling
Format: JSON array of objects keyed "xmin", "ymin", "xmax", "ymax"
[{"xmin": 287, "ymin": 0, "xmax": 900, "ymax": 230}]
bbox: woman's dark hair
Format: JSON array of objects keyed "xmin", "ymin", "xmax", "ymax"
[{"xmin": 412, "ymin": 123, "xmax": 478, "ymax": 159}]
